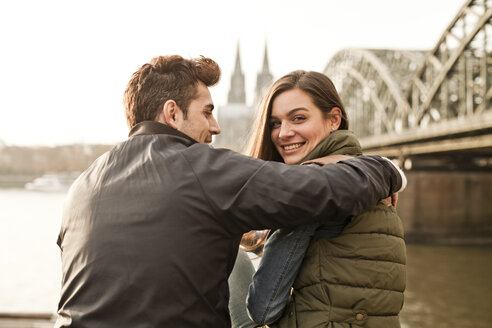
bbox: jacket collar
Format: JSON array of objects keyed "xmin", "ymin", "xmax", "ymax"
[{"xmin": 128, "ymin": 121, "xmax": 197, "ymax": 144}]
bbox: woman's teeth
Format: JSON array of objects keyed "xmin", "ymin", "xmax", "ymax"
[{"xmin": 283, "ymin": 143, "xmax": 303, "ymax": 151}]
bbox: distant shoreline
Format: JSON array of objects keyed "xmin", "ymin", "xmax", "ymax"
[
  {"xmin": 0, "ymin": 312, "xmax": 55, "ymax": 328},
  {"xmin": 0, "ymin": 174, "xmax": 37, "ymax": 188}
]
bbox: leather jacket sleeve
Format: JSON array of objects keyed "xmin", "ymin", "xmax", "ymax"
[{"xmin": 183, "ymin": 145, "xmax": 403, "ymax": 234}]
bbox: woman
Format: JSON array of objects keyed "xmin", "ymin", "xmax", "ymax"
[{"xmin": 245, "ymin": 70, "xmax": 406, "ymax": 327}]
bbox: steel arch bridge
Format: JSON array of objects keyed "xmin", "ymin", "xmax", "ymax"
[{"xmin": 324, "ymin": 0, "xmax": 492, "ymax": 170}]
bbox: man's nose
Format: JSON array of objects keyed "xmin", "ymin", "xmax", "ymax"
[
  {"xmin": 210, "ymin": 116, "xmax": 221, "ymax": 135},
  {"xmin": 278, "ymin": 122, "xmax": 294, "ymax": 139}
]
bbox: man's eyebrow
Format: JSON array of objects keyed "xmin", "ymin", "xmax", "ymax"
[
  {"xmin": 270, "ymin": 107, "xmax": 307, "ymax": 120},
  {"xmin": 204, "ymin": 103, "xmax": 214, "ymax": 110}
]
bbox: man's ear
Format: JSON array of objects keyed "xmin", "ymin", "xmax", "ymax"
[{"xmin": 157, "ymin": 100, "xmax": 182, "ymax": 130}]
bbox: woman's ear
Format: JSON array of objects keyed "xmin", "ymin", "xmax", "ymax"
[
  {"xmin": 157, "ymin": 100, "xmax": 182, "ymax": 130},
  {"xmin": 329, "ymin": 107, "xmax": 342, "ymax": 130}
]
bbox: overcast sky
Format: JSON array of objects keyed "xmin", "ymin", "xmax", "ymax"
[{"xmin": 0, "ymin": 0, "xmax": 466, "ymax": 146}]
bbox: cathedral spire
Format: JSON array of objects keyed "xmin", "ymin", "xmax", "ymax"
[
  {"xmin": 228, "ymin": 41, "xmax": 246, "ymax": 104},
  {"xmin": 255, "ymin": 41, "xmax": 273, "ymax": 105},
  {"xmin": 234, "ymin": 42, "xmax": 243, "ymax": 72},
  {"xmin": 261, "ymin": 42, "xmax": 270, "ymax": 73}
]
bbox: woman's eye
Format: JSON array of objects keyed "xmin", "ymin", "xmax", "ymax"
[
  {"xmin": 292, "ymin": 116, "xmax": 306, "ymax": 122},
  {"xmin": 270, "ymin": 121, "xmax": 280, "ymax": 129}
]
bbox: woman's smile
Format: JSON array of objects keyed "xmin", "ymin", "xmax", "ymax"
[{"xmin": 281, "ymin": 142, "xmax": 305, "ymax": 152}]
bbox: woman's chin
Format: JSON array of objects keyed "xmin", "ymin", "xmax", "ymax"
[{"xmin": 282, "ymin": 155, "xmax": 302, "ymax": 165}]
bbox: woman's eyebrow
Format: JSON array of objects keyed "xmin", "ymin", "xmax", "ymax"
[
  {"xmin": 270, "ymin": 108, "xmax": 308, "ymax": 121},
  {"xmin": 287, "ymin": 107, "xmax": 308, "ymax": 116}
]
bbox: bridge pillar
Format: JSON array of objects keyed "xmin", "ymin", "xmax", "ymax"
[{"xmin": 398, "ymin": 171, "xmax": 492, "ymax": 245}]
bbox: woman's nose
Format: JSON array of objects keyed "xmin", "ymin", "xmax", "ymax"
[{"xmin": 278, "ymin": 123, "xmax": 294, "ymax": 139}]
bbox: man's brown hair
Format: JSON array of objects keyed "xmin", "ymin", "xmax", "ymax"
[{"xmin": 124, "ymin": 55, "xmax": 221, "ymax": 129}]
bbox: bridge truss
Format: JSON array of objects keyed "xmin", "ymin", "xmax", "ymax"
[{"xmin": 324, "ymin": 0, "xmax": 492, "ymax": 170}]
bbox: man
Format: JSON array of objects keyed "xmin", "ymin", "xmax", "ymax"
[{"xmin": 56, "ymin": 55, "xmax": 405, "ymax": 327}]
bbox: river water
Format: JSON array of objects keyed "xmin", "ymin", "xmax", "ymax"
[{"xmin": 0, "ymin": 188, "xmax": 491, "ymax": 327}]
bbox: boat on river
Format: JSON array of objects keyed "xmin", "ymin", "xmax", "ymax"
[{"xmin": 24, "ymin": 172, "xmax": 79, "ymax": 192}]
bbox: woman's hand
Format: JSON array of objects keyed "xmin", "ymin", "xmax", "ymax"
[{"xmin": 301, "ymin": 154, "xmax": 353, "ymax": 166}]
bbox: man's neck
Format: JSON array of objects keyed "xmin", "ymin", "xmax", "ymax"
[{"xmin": 128, "ymin": 121, "xmax": 196, "ymax": 143}]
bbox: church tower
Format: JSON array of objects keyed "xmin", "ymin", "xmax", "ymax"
[
  {"xmin": 227, "ymin": 42, "xmax": 246, "ymax": 104},
  {"xmin": 215, "ymin": 41, "xmax": 252, "ymax": 151},
  {"xmin": 254, "ymin": 42, "xmax": 274, "ymax": 105}
]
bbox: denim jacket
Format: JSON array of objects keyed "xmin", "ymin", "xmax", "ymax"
[{"xmin": 246, "ymin": 220, "xmax": 347, "ymax": 326}]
